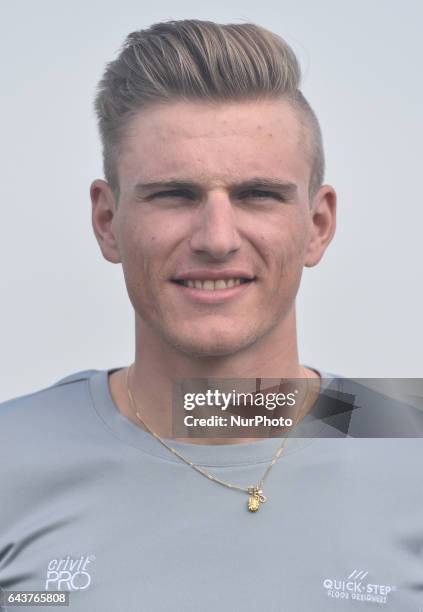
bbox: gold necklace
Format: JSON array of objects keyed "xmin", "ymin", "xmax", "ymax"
[{"xmin": 126, "ymin": 365, "xmax": 312, "ymax": 513}]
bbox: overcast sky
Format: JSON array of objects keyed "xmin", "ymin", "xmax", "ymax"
[{"xmin": 1, "ymin": 0, "xmax": 422, "ymax": 400}]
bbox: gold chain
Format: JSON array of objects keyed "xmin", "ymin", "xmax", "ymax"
[{"xmin": 126, "ymin": 365, "xmax": 312, "ymax": 512}]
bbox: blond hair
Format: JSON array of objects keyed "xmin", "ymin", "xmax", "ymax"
[{"xmin": 94, "ymin": 19, "xmax": 324, "ymax": 199}]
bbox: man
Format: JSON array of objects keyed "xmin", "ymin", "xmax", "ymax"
[{"xmin": 1, "ymin": 19, "xmax": 422, "ymax": 612}]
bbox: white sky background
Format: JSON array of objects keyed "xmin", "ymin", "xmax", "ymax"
[{"xmin": 1, "ymin": 0, "xmax": 422, "ymax": 401}]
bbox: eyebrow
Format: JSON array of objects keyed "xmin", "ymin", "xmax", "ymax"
[{"xmin": 133, "ymin": 177, "xmax": 298, "ymax": 198}]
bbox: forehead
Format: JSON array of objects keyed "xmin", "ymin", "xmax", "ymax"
[{"xmin": 118, "ymin": 99, "xmax": 309, "ymax": 188}]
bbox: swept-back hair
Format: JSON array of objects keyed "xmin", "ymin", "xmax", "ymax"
[{"xmin": 94, "ymin": 19, "xmax": 324, "ymax": 199}]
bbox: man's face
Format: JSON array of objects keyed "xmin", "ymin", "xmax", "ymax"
[{"xmin": 107, "ymin": 99, "xmax": 325, "ymax": 357}]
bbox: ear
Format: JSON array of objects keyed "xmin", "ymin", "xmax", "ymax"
[
  {"xmin": 304, "ymin": 184, "xmax": 337, "ymax": 267},
  {"xmin": 90, "ymin": 179, "xmax": 121, "ymax": 264}
]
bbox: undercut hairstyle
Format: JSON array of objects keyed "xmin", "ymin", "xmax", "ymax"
[{"xmin": 94, "ymin": 19, "xmax": 325, "ymax": 202}]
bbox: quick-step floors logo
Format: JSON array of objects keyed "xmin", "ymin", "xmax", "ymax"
[
  {"xmin": 322, "ymin": 569, "xmax": 396, "ymax": 604},
  {"xmin": 45, "ymin": 554, "xmax": 95, "ymax": 591}
]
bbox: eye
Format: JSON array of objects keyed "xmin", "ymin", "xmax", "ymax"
[
  {"xmin": 240, "ymin": 190, "xmax": 285, "ymax": 202},
  {"xmin": 150, "ymin": 189, "xmax": 195, "ymax": 200}
]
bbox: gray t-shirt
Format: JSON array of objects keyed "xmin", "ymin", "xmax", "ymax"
[{"xmin": 1, "ymin": 368, "xmax": 423, "ymax": 611}]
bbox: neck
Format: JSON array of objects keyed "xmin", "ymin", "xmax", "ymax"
[{"xmin": 109, "ymin": 307, "xmax": 320, "ymax": 444}]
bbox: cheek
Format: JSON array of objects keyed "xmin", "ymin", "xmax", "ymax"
[
  {"xmin": 118, "ymin": 223, "xmax": 160, "ymax": 292},
  {"xmin": 283, "ymin": 231, "xmax": 308, "ymax": 272},
  {"xmin": 120, "ymin": 213, "xmax": 160, "ymax": 266},
  {"xmin": 258, "ymin": 222, "xmax": 309, "ymax": 278}
]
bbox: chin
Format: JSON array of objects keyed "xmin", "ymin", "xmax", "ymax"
[{"xmin": 168, "ymin": 327, "xmax": 262, "ymax": 359}]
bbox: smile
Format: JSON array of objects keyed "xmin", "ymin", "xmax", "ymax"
[
  {"xmin": 171, "ymin": 277, "xmax": 255, "ymax": 304},
  {"xmin": 173, "ymin": 278, "xmax": 250, "ymax": 291}
]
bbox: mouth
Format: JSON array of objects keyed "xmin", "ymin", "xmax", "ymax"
[
  {"xmin": 170, "ymin": 276, "xmax": 256, "ymax": 304},
  {"xmin": 171, "ymin": 277, "xmax": 253, "ymax": 291}
]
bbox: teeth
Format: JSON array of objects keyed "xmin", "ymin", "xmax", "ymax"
[
  {"xmin": 182, "ymin": 278, "xmax": 247, "ymax": 290},
  {"xmin": 214, "ymin": 280, "xmax": 227, "ymax": 289}
]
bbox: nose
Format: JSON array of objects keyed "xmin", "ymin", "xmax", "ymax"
[{"xmin": 189, "ymin": 191, "xmax": 242, "ymax": 259}]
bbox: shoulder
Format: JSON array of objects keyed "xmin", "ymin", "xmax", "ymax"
[
  {"xmin": 0, "ymin": 369, "xmax": 106, "ymax": 530},
  {"xmin": 0, "ymin": 369, "xmax": 102, "ymax": 445},
  {"xmin": 0, "ymin": 370, "xmax": 99, "ymax": 406}
]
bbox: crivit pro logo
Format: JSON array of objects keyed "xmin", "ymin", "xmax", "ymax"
[
  {"xmin": 322, "ymin": 569, "xmax": 396, "ymax": 604},
  {"xmin": 45, "ymin": 555, "xmax": 95, "ymax": 591}
]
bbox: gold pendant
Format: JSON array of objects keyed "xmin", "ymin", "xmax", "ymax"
[{"xmin": 247, "ymin": 487, "xmax": 267, "ymax": 512}]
